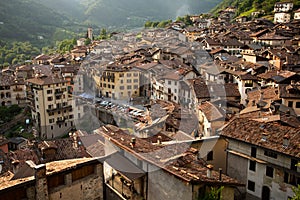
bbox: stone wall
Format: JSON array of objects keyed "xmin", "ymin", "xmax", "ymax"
[
  {"xmin": 148, "ymin": 167, "xmax": 192, "ymax": 200},
  {"xmin": 49, "ymin": 164, "xmax": 103, "ymax": 200}
]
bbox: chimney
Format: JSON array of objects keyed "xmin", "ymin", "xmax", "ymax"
[
  {"xmin": 33, "ymin": 163, "xmax": 49, "ymax": 200},
  {"xmin": 291, "ymin": 80, "xmax": 295, "ymax": 85},
  {"xmin": 72, "ymin": 132, "xmax": 78, "ymax": 148},
  {"xmin": 261, "ymin": 132, "xmax": 268, "ymax": 142},
  {"xmin": 283, "ymin": 134, "xmax": 290, "ymax": 147},
  {"xmin": 130, "ymin": 137, "xmax": 136, "ymax": 148},
  {"xmin": 0, "ymin": 160, "xmax": 3, "ymax": 174},
  {"xmin": 219, "ymin": 168, "xmax": 222, "ymax": 181},
  {"xmin": 207, "ymin": 164, "xmax": 213, "ymax": 178},
  {"xmin": 157, "ymin": 136, "xmax": 162, "ymax": 145},
  {"xmin": 12, "ymin": 160, "xmax": 20, "ymax": 174}
]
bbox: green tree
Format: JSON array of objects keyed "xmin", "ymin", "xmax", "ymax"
[
  {"xmin": 84, "ymin": 38, "xmax": 91, "ymax": 45},
  {"xmin": 144, "ymin": 21, "xmax": 153, "ymax": 28},
  {"xmin": 201, "ymin": 186, "xmax": 224, "ymax": 200},
  {"xmin": 99, "ymin": 28, "xmax": 108, "ymax": 40},
  {"xmin": 292, "ymin": 185, "xmax": 300, "ymax": 200},
  {"xmin": 57, "ymin": 38, "xmax": 76, "ymax": 53}
]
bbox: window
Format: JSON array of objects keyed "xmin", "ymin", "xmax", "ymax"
[
  {"xmin": 127, "ymin": 79, "xmax": 132, "ymax": 83},
  {"xmin": 266, "ymin": 166, "xmax": 274, "ymax": 178},
  {"xmin": 72, "ymin": 165, "xmax": 95, "ymax": 182},
  {"xmin": 120, "ymin": 86, "xmax": 124, "ymax": 90},
  {"xmin": 288, "ymin": 101, "xmax": 293, "ymax": 108},
  {"xmin": 47, "ymin": 97, "xmax": 53, "ymax": 101},
  {"xmin": 245, "ymin": 80, "xmax": 253, "ymax": 87},
  {"xmin": 133, "ymin": 73, "xmax": 138, "ymax": 77},
  {"xmin": 69, "ymin": 115, "xmax": 74, "ymax": 119},
  {"xmin": 251, "ymin": 147, "xmax": 257, "ymax": 158},
  {"xmin": 47, "ymin": 90, "xmax": 52, "ymax": 94},
  {"xmin": 264, "ymin": 150, "xmax": 277, "ymax": 159},
  {"xmin": 134, "ymin": 85, "xmax": 138, "ymax": 89},
  {"xmin": 51, "ymin": 126, "xmax": 53, "ymax": 130},
  {"xmin": 134, "ymin": 79, "xmax": 138, "ymax": 83},
  {"xmin": 112, "ymin": 85, "xmax": 115, "ymax": 89},
  {"xmin": 120, "ymin": 80, "xmax": 123, "ymax": 84},
  {"xmin": 168, "ymin": 81, "xmax": 171, "ymax": 85},
  {"xmin": 247, "ymin": 180, "xmax": 255, "ymax": 192},
  {"xmin": 249, "ymin": 160, "xmax": 256, "ymax": 171},
  {"xmin": 291, "ymin": 159, "xmax": 297, "ymax": 171},
  {"xmin": 296, "ymin": 102, "xmax": 300, "ymax": 108},
  {"xmin": 207, "ymin": 151, "xmax": 213, "ymax": 161},
  {"xmin": 127, "ymin": 73, "xmax": 131, "ymax": 77},
  {"xmin": 49, "ymin": 119, "xmax": 54, "ymax": 123},
  {"xmin": 284, "ymin": 172, "xmax": 300, "ymax": 186},
  {"xmin": 127, "ymin": 85, "xmax": 132, "ymax": 90}
]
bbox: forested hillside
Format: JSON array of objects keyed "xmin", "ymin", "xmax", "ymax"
[
  {"xmin": 211, "ymin": 0, "xmax": 300, "ymax": 18},
  {"xmin": 0, "ymin": 0, "xmax": 222, "ymax": 45}
]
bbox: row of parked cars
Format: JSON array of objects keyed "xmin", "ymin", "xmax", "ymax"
[{"xmin": 95, "ymin": 99, "xmax": 145, "ymax": 118}]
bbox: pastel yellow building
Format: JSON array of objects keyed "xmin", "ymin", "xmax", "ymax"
[{"xmin": 100, "ymin": 65, "xmax": 140, "ymax": 100}]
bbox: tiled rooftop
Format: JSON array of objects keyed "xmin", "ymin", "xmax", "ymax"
[
  {"xmin": 221, "ymin": 117, "xmax": 300, "ymax": 158},
  {"xmin": 97, "ymin": 125, "xmax": 243, "ymax": 186}
]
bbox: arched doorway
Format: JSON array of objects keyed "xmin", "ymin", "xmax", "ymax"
[{"xmin": 262, "ymin": 186, "xmax": 270, "ymax": 200}]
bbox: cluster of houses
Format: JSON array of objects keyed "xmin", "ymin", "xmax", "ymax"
[{"xmin": 0, "ymin": 2, "xmax": 300, "ymax": 200}]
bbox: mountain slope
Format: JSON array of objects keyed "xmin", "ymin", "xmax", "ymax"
[
  {"xmin": 80, "ymin": 0, "xmax": 222, "ymax": 28},
  {"xmin": 0, "ymin": 0, "xmax": 79, "ymax": 46},
  {"xmin": 0, "ymin": 0, "xmax": 222, "ymax": 46}
]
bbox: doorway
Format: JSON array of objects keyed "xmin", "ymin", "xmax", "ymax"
[{"xmin": 262, "ymin": 186, "xmax": 270, "ymax": 200}]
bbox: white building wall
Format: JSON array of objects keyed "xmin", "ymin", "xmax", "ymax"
[
  {"xmin": 227, "ymin": 139, "xmax": 298, "ymax": 200},
  {"xmin": 274, "ymin": 13, "xmax": 291, "ymax": 23}
]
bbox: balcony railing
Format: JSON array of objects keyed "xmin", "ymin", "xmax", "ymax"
[
  {"xmin": 55, "ymin": 91, "xmax": 64, "ymax": 96},
  {"xmin": 56, "ymin": 117, "xmax": 66, "ymax": 124},
  {"xmin": 46, "ymin": 105, "xmax": 72, "ymax": 112},
  {"xmin": 13, "ymin": 88, "xmax": 23, "ymax": 92}
]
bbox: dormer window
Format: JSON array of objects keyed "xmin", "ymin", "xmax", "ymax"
[
  {"xmin": 283, "ymin": 135, "xmax": 290, "ymax": 147},
  {"xmin": 261, "ymin": 132, "xmax": 268, "ymax": 142}
]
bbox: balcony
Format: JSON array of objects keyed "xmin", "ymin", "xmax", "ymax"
[
  {"xmin": 13, "ymin": 88, "xmax": 23, "ymax": 92},
  {"xmin": 46, "ymin": 105, "xmax": 72, "ymax": 113},
  {"xmin": 16, "ymin": 96, "xmax": 27, "ymax": 100},
  {"xmin": 56, "ymin": 117, "xmax": 66, "ymax": 124},
  {"xmin": 28, "ymin": 104, "xmax": 36, "ymax": 112},
  {"xmin": 55, "ymin": 90, "xmax": 64, "ymax": 96}
]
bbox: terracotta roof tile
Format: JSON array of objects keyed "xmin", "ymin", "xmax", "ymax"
[
  {"xmin": 199, "ymin": 102, "xmax": 225, "ymax": 121},
  {"xmin": 98, "ymin": 125, "xmax": 243, "ymax": 186},
  {"xmin": 221, "ymin": 117, "xmax": 300, "ymax": 158}
]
